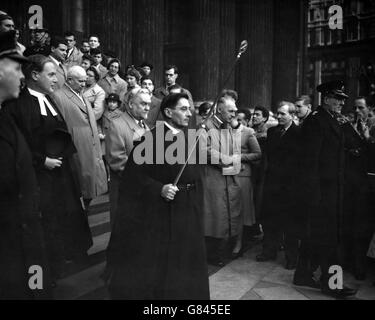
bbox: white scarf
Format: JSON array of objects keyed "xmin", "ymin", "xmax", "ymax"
[{"xmin": 28, "ymin": 88, "xmax": 58, "ymax": 116}]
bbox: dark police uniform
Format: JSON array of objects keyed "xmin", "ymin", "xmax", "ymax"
[{"xmin": 294, "ymin": 81, "xmax": 356, "ymax": 297}]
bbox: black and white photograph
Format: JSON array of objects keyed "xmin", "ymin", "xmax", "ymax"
[{"xmin": 1, "ymin": 0, "xmax": 375, "ymax": 305}]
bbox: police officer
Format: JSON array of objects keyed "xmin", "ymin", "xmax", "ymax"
[{"xmin": 294, "ymin": 81, "xmax": 357, "ymax": 298}]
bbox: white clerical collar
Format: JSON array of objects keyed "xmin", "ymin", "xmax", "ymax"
[
  {"xmin": 164, "ymin": 121, "xmax": 180, "ymax": 135},
  {"xmin": 27, "ymin": 88, "xmax": 58, "ymax": 116}
]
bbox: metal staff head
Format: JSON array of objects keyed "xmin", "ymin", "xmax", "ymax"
[
  {"xmin": 237, "ymin": 40, "xmax": 248, "ymax": 58},
  {"xmin": 173, "ymin": 40, "xmax": 248, "ymax": 185}
]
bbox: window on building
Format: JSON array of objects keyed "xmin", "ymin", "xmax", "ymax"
[
  {"xmin": 327, "ymin": 29, "xmax": 332, "ymax": 45},
  {"xmin": 315, "ymin": 27, "xmax": 325, "ymax": 46},
  {"xmin": 346, "ymin": 18, "xmax": 360, "ymax": 41}
]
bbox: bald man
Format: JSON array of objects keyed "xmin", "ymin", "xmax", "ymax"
[{"xmin": 52, "ymin": 66, "xmax": 108, "ymax": 206}]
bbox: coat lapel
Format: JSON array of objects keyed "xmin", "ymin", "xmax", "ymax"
[
  {"xmin": 62, "ymin": 84, "xmax": 88, "ymax": 114},
  {"xmin": 321, "ymin": 109, "xmax": 342, "ymax": 139},
  {"xmin": 123, "ymin": 111, "xmax": 147, "ymax": 140}
]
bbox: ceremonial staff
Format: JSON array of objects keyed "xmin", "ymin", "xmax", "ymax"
[{"xmin": 173, "ymin": 40, "xmax": 249, "ymax": 186}]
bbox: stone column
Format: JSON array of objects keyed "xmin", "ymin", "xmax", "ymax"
[
  {"xmin": 132, "ymin": 0, "xmax": 165, "ymax": 88},
  {"xmin": 236, "ymin": 0, "xmax": 274, "ymax": 109},
  {"xmin": 272, "ymin": 0, "xmax": 303, "ymax": 108}
]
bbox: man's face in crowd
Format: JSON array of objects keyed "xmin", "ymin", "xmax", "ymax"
[
  {"xmin": 82, "ymin": 41, "xmax": 90, "ymax": 53},
  {"xmin": 324, "ymin": 95, "xmax": 345, "ymax": 114},
  {"xmin": 141, "ymin": 66, "xmax": 151, "ymax": 76},
  {"xmin": 68, "ymin": 73, "xmax": 87, "ymax": 93},
  {"xmin": 108, "ymin": 62, "xmax": 119, "ymax": 77},
  {"xmin": 252, "ymin": 110, "xmax": 266, "ymax": 126},
  {"xmin": 65, "ymin": 35, "xmax": 76, "ymax": 50},
  {"xmin": 107, "ymin": 100, "xmax": 119, "ymax": 111},
  {"xmin": 165, "ymin": 97, "xmax": 192, "ymax": 129},
  {"xmin": 237, "ymin": 113, "xmax": 248, "ymax": 126},
  {"xmin": 0, "ymin": 58, "xmax": 24, "ymax": 100},
  {"xmin": 92, "ymin": 54, "xmax": 102, "ymax": 66},
  {"xmin": 86, "ymin": 70, "xmax": 96, "ymax": 87},
  {"xmin": 165, "ymin": 68, "xmax": 178, "ymax": 87},
  {"xmin": 295, "ymin": 99, "xmax": 311, "ymax": 119},
  {"xmin": 89, "ymin": 37, "xmax": 100, "ymax": 49},
  {"xmin": 125, "ymin": 75, "xmax": 138, "ymax": 87},
  {"xmin": 277, "ymin": 104, "xmax": 294, "ymax": 127},
  {"xmin": 51, "ymin": 43, "xmax": 68, "ymax": 62},
  {"xmin": 353, "ymin": 98, "xmax": 369, "ymax": 121},
  {"xmin": 33, "ymin": 61, "xmax": 58, "ymax": 94},
  {"xmin": 129, "ymin": 91, "xmax": 151, "ymax": 120},
  {"xmin": 0, "ymin": 18, "xmax": 15, "ymax": 32},
  {"xmin": 81, "ymin": 59, "xmax": 91, "ymax": 71},
  {"xmin": 141, "ymin": 79, "xmax": 154, "ymax": 93},
  {"xmin": 218, "ymin": 97, "xmax": 237, "ymax": 124}
]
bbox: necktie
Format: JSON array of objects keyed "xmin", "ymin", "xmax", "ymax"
[
  {"xmin": 139, "ymin": 120, "xmax": 145, "ymax": 129},
  {"xmin": 280, "ymin": 128, "xmax": 286, "ymax": 137},
  {"xmin": 357, "ymin": 120, "xmax": 365, "ymax": 139}
]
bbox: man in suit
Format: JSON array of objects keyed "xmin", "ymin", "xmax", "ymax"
[
  {"xmin": 295, "ymin": 95, "xmax": 312, "ymax": 126},
  {"xmin": 5, "ymin": 54, "xmax": 93, "ymax": 280},
  {"xmin": 107, "ymin": 92, "xmax": 209, "ymax": 299},
  {"xmin": 256, "ymin": 102, "xmax": 300, "ymax": 269},
  {"xmin": 339, "ymin": 97, "xmax": 375, "ymax": 280},
  {"xmin": 90, "ymin": 48, "xmax": 107, "ymax": 80},
  {"xmin": 141, "ymin": 76, "xmax": 162, "ymax": 128},
  {"xmin": 48, "ymin": 36, "xmax": 68, "ymax": 89},
  {"xmin": 102, "ymin": 90, "xmax": 151, "ymax": 225},
  {"xmin": 52, "ymin": 66, "xmax": 108, "ymax": 208},
  {"xmin": 64, "ymin": 31, "xmax": 83, "ymax": 69},
  {"xmin": 353, "ymin": 96, "xmax": 375, "ymax": 142},
  {"xmin": 294, "ymin": 81, "xmax": 357, "ymax": 298},
  {"xmin": 0, "ymin": 30, "xmax": 52, "ymax": 299},
  {"xmin": 154, "ymin": 64, "xmax": 194, "ymax": 108}
]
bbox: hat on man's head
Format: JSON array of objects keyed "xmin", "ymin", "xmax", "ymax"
[
  {"xmin": 29, "ymin": 23, "xmax": 49, "ymax": 33},
  {"xmin": 0, "ymin": 30, "xmax": 28, "ymax": 63},
  {"xmin": 139, "ymin": 61, "xmax": 153, "ymax": 70},
  {"xmin": 317, "ymin": 80, "xmax": 349, "ymax": 99},
  {"xmin": 105, "ymin": 93, "xmax": 121, "ymax": 104}
]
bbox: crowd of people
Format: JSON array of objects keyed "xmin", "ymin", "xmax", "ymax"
[{"xmin": 1, "ymin": 12, "xmax": 375, "ymax": 300}]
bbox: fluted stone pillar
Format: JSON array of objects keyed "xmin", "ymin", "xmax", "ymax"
[
  {"xmin": 236, "ymin": 0, "xmax": 274, "ymax": 109},
  {"xmin": 132, "ymin": 0, "xmax": 165, "ymax": 88}
]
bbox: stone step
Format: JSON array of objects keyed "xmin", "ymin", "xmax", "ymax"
[{"xmin": 54, "ymin": 262, "xmax": 107, "ymax": 300}]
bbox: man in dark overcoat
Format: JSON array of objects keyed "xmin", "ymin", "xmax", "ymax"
[
  {"xmin": 0, "ymin": 30, "xmax": 51, "ymax": 299},
  {"xmin": 340, "ymin": 99, "xmax": 375, "ymax": 280},
  {"xmin": 256, "ymin": 101, "xmax": 300, "ymax": 269},
  {"xmin": 4, "ymin": 55, "xmax": 93, "ymax": 280},
  {"xmin": 107, "ymin": 93, "xmax": 209, "ymax": 300},
  {"xmin": 294, "ymin": 81, "xmax": 357, "ymax": 298}
]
